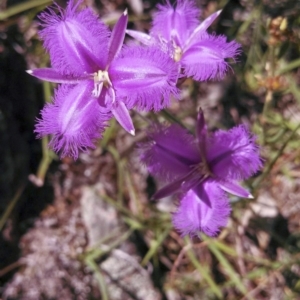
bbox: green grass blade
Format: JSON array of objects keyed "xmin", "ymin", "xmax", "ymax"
[
  {"xmin": 141, "ymin": 226, "xmax": 171, "ymax": 266},
  {"xmin": 0, "ymin": 0, "xmax": 51, "ymax": 20},
  {"xmin": 85, "ymin": 258, "xmax": 109, "ymax": 300},
  {"xmin": 205, "ymin": 238, "xmax": 247, "ymax": 295},
  {"xmin": 278, "ymin": 58, "xmax": 300, "ymax": 75}
]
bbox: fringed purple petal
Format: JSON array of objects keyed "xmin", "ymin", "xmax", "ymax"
[
  {"xmin": 181, "ymin": 34, "xmax": 241, "ymax": 81},
  {"xmin": 110, "ymin": 45, "xmax": 179, "ymax": 111},
  {"xmin": 111, "ymin": 100, "xmax": 135, "ymax": 135},
  {"xmin": 39, "ymin": 0, "xmax": 109, "ymax": 75},
  {"xmin": 218, "ymin": 181, "xmax": 253, "ymax": 199},
  {"xmin": 139, "ymin": 124, "xmax": 199, "ymax": 181},
  {"xmin": 27, "ymin": 68, "xmax": 88, "ymax": 83},
  {"xmin": 173, "ymin": 180, "xmax": 231, "ymax": 237},
  {"xmin": 207, "ymin": 125, "xmax": 262, "ymax": 180},
  {"xmin": 35, "ymin": 82, "xmax": 111, "ymax": 159},
  {"xmin": 106, "ymin": 10, "xmax": 128, "ymax": 67},
  {"xmin": 150, "ymin": 0, "xmax": 200, "ymax": 47}
]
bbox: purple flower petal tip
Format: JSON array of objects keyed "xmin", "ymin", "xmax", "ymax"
[
  {"xmin": 106, "ymin": 9, "xmax": 128, "ymax": 67},
  {"xmin": 111, "ymin": 100, "xmax": 135, "ymax": 135},
  {"xmin": 186, "ymin": 9, "xmax": 222, "ymax": 41},
  {"xmin": 126, "ymin": 30, "xmax": 152, "ymax": 45},
  {"xmin": 218, "ymin": 181, "xmax": 252, "ymax": 199},
  {"xmin": 28, "ymin": 68, "xmax": 83, "ymax": 84}
]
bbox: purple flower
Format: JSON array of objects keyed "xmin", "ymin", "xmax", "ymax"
[
  {"xmin": 28, "ymin": 0, "xmax": 179, "ymax": 158},
  {"xmin": 127, "ymin": 0, "xmax": 240, "ymax": 81},
  {"xmin": 140, "ymin": 110, "xmax": 262, "ymax": 237}
]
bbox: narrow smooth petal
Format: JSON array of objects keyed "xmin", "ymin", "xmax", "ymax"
[
  {"xmin": 183, "ymin": 10, "xmax": 222, "ymax": 51},
  {"xmin": 39, "ymin": 0, "xmax": 109, "ymax": 74},
  {"xmin": 196, "ymin": 109, "xmax": 207, "ymax": 158},
  {"xmin": 172, "ymin": 180, "xmax": 231, "ymax": 237},
  {"xmin": 218, "ymin": 181, "xmax": 253, "ymax": 199},
  {"xmin": 181, "ymin": 34, "xmax": 240, "ymax": 81},
  {"xmin": 207, "ymin": 125, "xmax": 262, "ymax": 180},
  {"xmin": 110, "ymin": 45, "xmax": 179, "ymax": 111},
  {"xmin": 27, "ymin": 68, "xmax": 86, "ymax": 83},
  {"xmin": 139, "ymin": 124, "xmax": 199, "ymax": 181},
  {"xmin": 126, "ymin": 29, "xmax": 153, "ymax": 45},
  {"xmin": 151, "ymin": 0, "xmax": 200, "ymax": 46},
  {"xmin": 152, "ymin": 171, "xmax": 196, "ymax": 200},
  {"xmin": 111, "ymin": 100, "xmax": 135, "ymax": 135},
  {"xmin": 106, "ymin": 10, "xmax": 128, "ymax": 67},
  {"xmin": 35, "ymin": 82, "xmax": 111, "ymax": 159}
]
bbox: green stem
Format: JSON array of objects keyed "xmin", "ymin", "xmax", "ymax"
[
  {"xmin": 0, "ymin": 184, "xmax": 25, "ymax": 231},
  {"xmin": 0, "ymin": 0, "xmax": 51, "ymax": 20},
  {"xmin": 85, "ymin": 258, "xmax": 109, "ymax": 300}
]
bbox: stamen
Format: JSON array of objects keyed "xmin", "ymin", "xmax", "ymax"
[
  {"xmin": 92, "ymin": 70, "xmax": 113, "ymax": 97},
  {"xmin": 174, "ymin": 45, "xmax": 182, "ymax": 62}
]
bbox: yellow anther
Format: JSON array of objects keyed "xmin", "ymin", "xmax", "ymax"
[
  {"xmin": 94, "ymin": 70, "xmax": 111, "ymax": 86},
  {"xmin": 174, "ymin": 46, "xmax": 183, "ymax": 62}
]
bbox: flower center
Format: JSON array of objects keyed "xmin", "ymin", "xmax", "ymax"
[
  {"xmin": 193, "ymin": 160, "xmax": 213, "ymax": 180},
  {"xmin": 92, "ymin": 70, "xmax": 113, "ymax": 97}
]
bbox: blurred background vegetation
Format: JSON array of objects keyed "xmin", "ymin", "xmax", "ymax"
[{"xmin": 1, "ymin": 0, "xmax": 300, "ymax": 299}]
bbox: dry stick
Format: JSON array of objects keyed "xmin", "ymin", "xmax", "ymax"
[
  {"xmin": 271, "ymin": 147, "xmax": 300, "ymax": 175},
  {"xmin": 170, "ymin": 241, "xmax": 208, "ymax": 283},
  {"xmin": 169, "ymin": 230, "xmax": 185, "ymax": 248},
  {"xmin": 240, "ymin": 269, "xmax": 281, "ymax": 300},
  {"xmin": 0, "ymin": 261, "xmax": 24, "ymax": 277}
]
